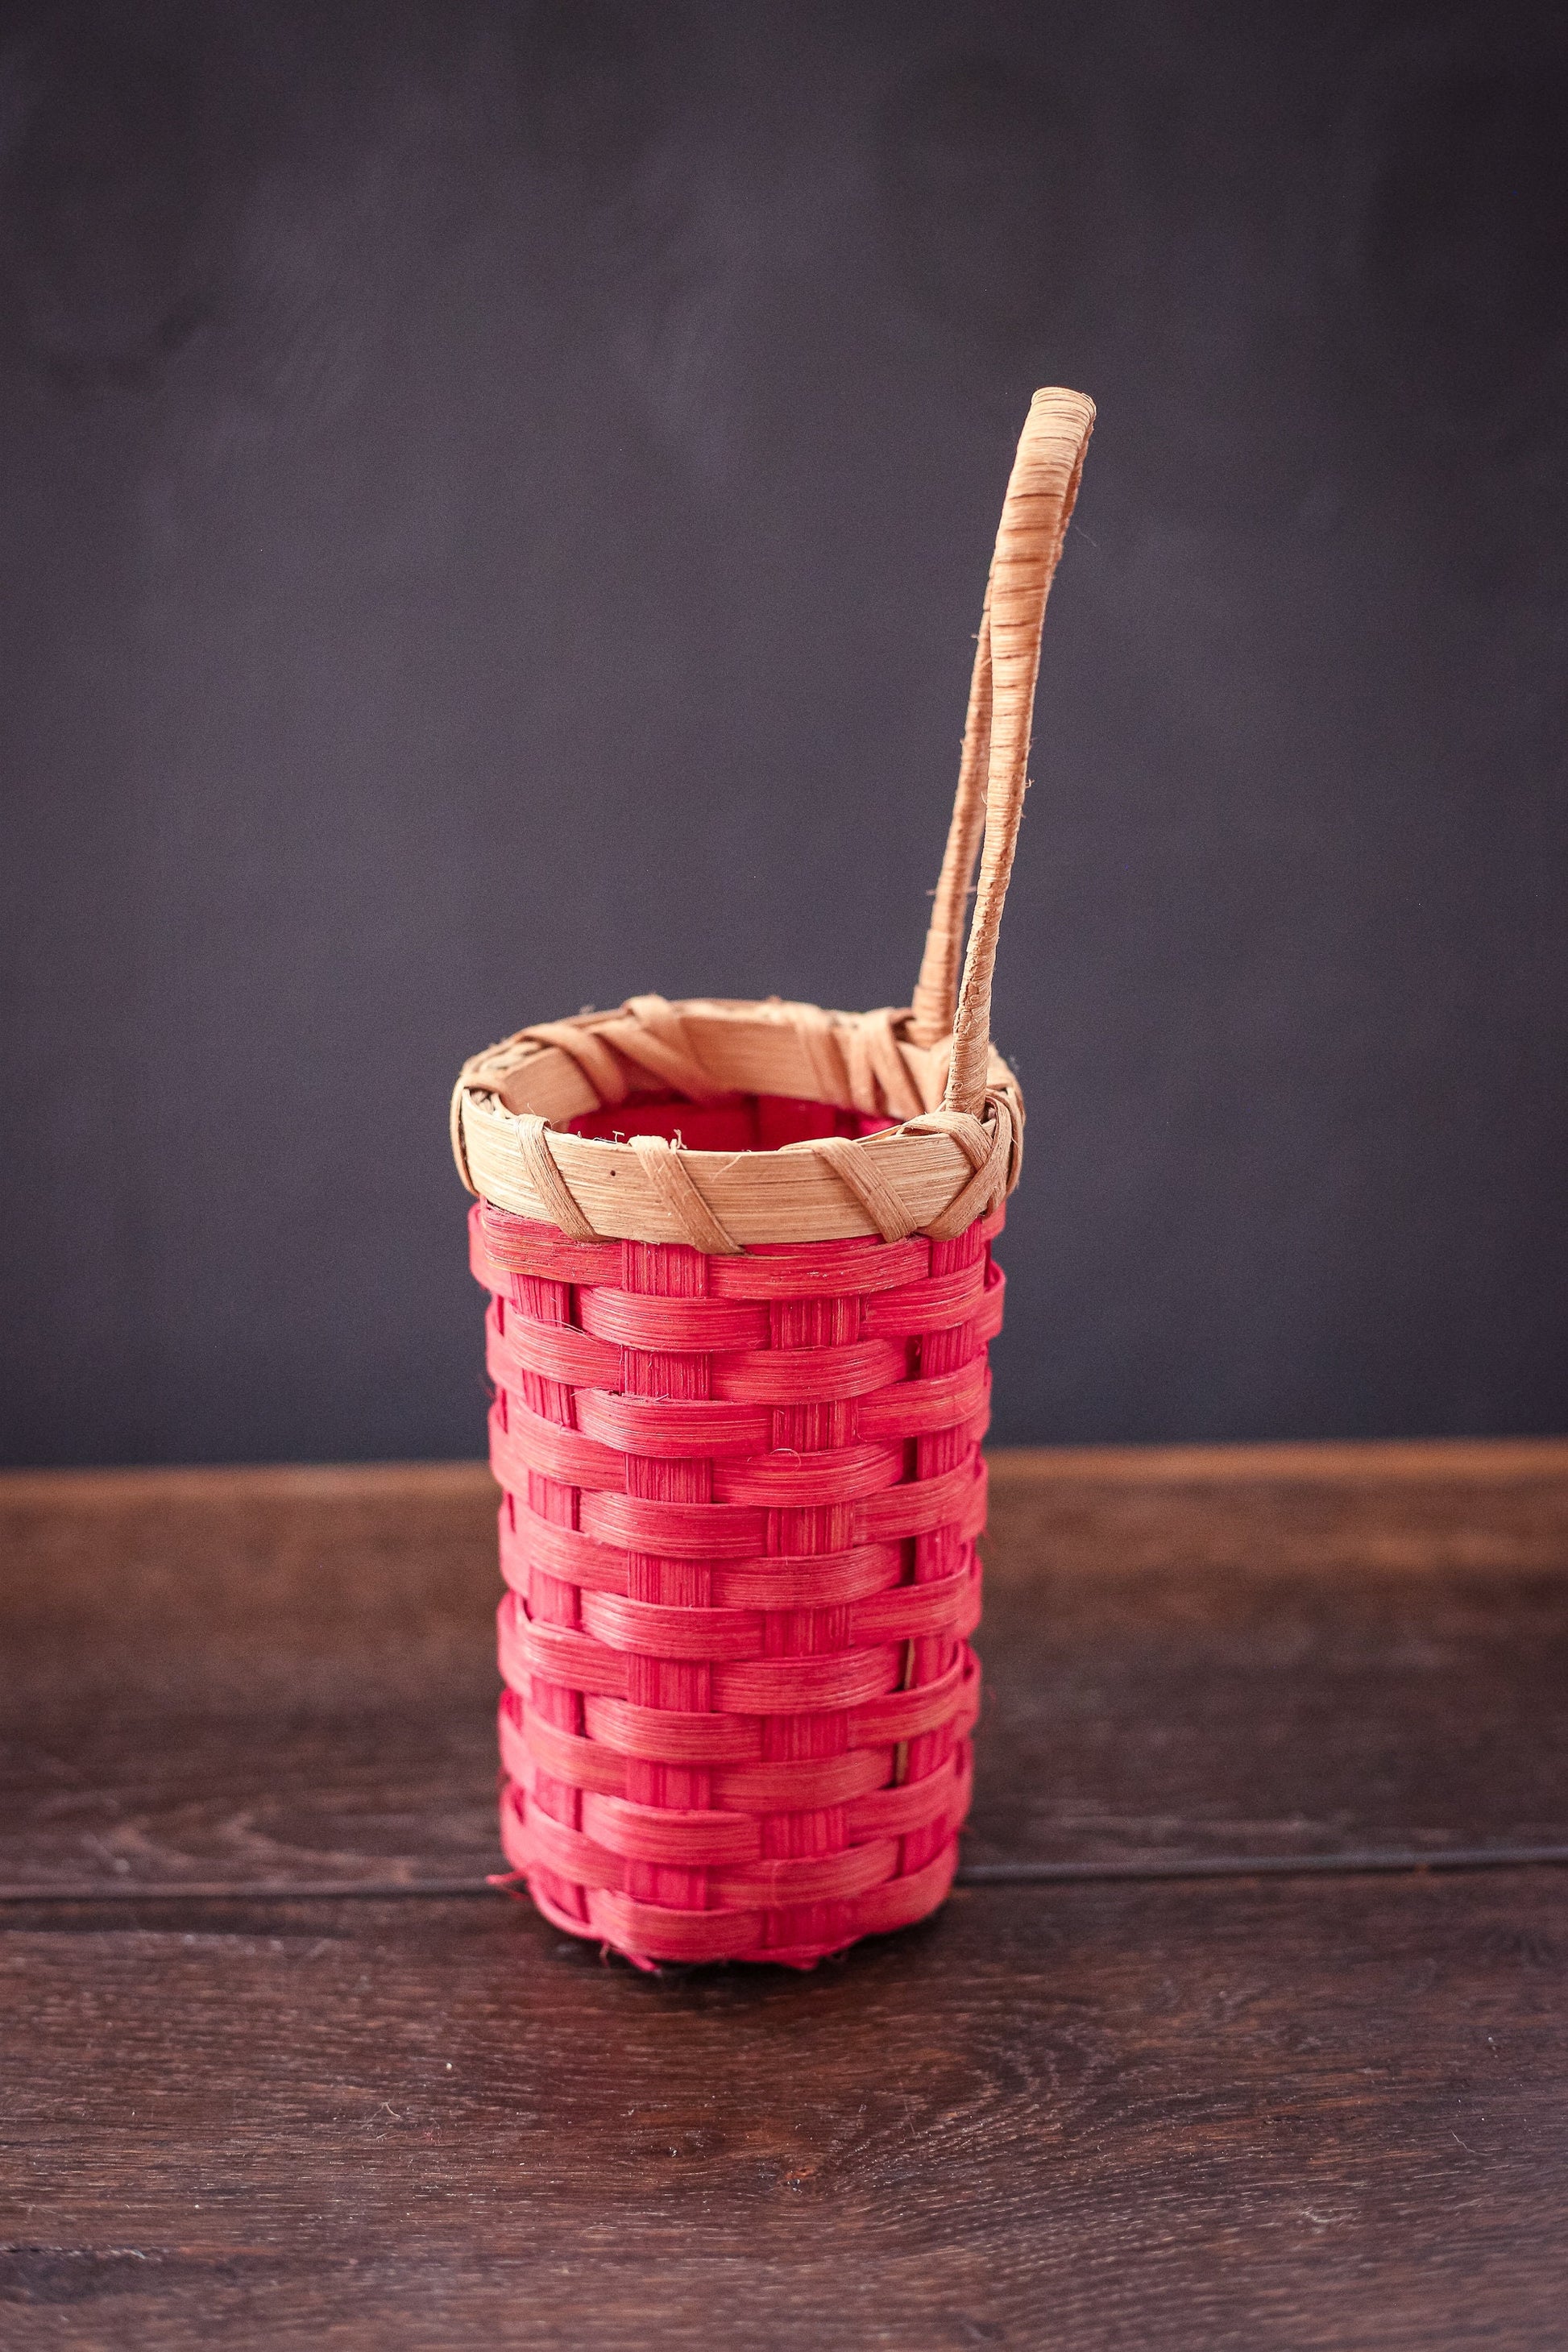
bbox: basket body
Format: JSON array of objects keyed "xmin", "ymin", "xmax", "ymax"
[{"xmin": 475, "ymin": 1182, "xmax": 1004, "ymax": 1966}]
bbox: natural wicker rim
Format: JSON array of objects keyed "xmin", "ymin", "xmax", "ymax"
[{"xmin": 452, "ymin": 388, "xmax": 1095, "ymax": 1251}]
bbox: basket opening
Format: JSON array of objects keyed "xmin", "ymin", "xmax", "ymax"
[{"xmin": 566, "ymin": 1089, "xmax": 897, "ymax": 1152}]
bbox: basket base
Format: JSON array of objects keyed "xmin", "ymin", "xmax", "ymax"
[{"xmin": 508, "ymin": 1834, "xmax": 961, "ymax": 1971}]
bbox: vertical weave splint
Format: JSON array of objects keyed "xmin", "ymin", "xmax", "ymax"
[{"xmin": 454, "ymin": 389, "xmax": 1095, "ymax": 1965}]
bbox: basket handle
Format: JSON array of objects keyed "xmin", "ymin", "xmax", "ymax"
[{"xmin": 906, "ymin": 388, "xmax": 1095, "ymax": 1117}]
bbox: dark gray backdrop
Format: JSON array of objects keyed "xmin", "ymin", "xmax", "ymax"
[{"xmin": 2, "ymin": 0, "xmax": 1566, "ymax": 1466}]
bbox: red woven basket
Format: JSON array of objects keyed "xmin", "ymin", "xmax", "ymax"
[{"xmin": 452, "ymin": 389, "xmax": 1094, "ymax": 1965}]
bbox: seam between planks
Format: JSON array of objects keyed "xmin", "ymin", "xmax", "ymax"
[{"xmin": 3, "ymin": 1845, "xmax": 1568, "ymax": 1906}]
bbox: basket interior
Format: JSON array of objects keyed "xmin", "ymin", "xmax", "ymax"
[{"xmin": 566, "ymin": 1089, "xmax": 898, "ymax": 1151}]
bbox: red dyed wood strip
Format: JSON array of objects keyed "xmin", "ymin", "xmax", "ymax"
[
  {"xmin": 848, "ymin": 1651, "xmax": 979, "ymax": 1744},
  {"xmin": 709, "ymin": 1337, "xmax": 907, "ymax": 1403},
  {"xmin": 555, "ymin": 1565, "xmax": 980, "ymax": 1659},
  {"xmin": 504, "ymin": 1624, "xmax": 973, "ymax": 1724},
  {"xmin": 472, "ymin": 1202, "xmax": 1002, "ymax": 1299},
  {"xmin": 578, "ymin": 1290, "xmax": 769, "ymax": 1350},
  {"xmin": 499, "ymin": 1507, "xmax": 630, "ymax": 1596},
  {"xmin": 711, "ymin": 1837, "xmax": 901, "ymax": 1906},
  {"xmin": 611, "ymin": 1234, "xmax": 718, "ymax": 1915},
  {"xmin": 709, "ymin": 1645, "xmax": 902, "ymax": 1714},
  {"xmin": 499, "ymin": 1596, "xmax": 628, "ymax": 1699},
  {"xmin": 538, "ymin": 1840, "xmax": 960, "ymax": 1965},
  {"xmin": 486, "ymin": 1303, "xmax": 619, "ymax": 1389},
  {"xmin": 508, "ymin": 1703, "xmax": 897, "ymax": 1811},
  {"xmin": 834, "ymin": 1840, "xmax": 959, "ymax": 1937},
  {"xmin": 857, "ymin": 1359, "xmax": 990, "ymax": 1440},
  {"xmin": 500, "ymin": 1695, "xmax": 628, "ymax": 1798},
  {"xmin": 571, "ymin": 1392, "xmax": 773, "ymax": 1456},
  {"xmin": 490, "ymin": 1401, "xmax": 624, "ymax": 1493},
  {"xmin": 711, "ymin": 1545, "xmax": 902, "ymax": 1607},
  {"xmin": 504, "ymin": 1595, "xmax": 980, "ymax": 1744},
  {"xmin": 582, "ymin": 1491, "xmax": 768, "ymax": 1558},
  {"xmin": 851, "ymin": 1561, "xmax": 981, "ymax": 1642},
  {"xmin": 861, "ymin": 1261, "xmax": 989, "ymax": 1337},
  {"xmin": 579, "ymin": 1591, "xmax": 765, "ymax": 1661},
  {"xmin": 712, "ymin": 1441, "xmax": 905, "ymax": 1508},
  {"xmin": 857, "ymin": 1454, "xmax": 987, "ymax": 1541},
  {"xmin": 711, "ymin": 1748, "xmax": 891, "ymax": 1810},
  {"xmin": 581, "ymin": 1695, "xmax": 763, "ymax": 1765},
  {"xmin": 973, "ymin": 1261, "xmax": 1006, "ymax": 1342},
  {"xmin": 507, "ymin": 1500, "xmax": 904, "ymax": 1606},
  {"xmin": 512, "ymin": 1795, "xmax": 911, "ymax": 1909},
  {"xmin": 566, "ymin": 1884, "xmax": 767, "ymax": 1964},
  {"xmin": 493, "ymin": 1317, "xmax": 916, "ymax": 1410},
  {"xmin": 706, "ymin": 1237, "xmax": 931, "ymax": 1298},
  {"xmin": 516, "ymin": 1798, "xmax": 626, "ymax": 1893},
  {"xmin": 579, "ymin": 1793, "xmax": 762, "ymax": 1868},
  {"xmin": 471, "ymin": 1203, "xmax": 620, "ymax": 1288},
  {"xmin": 844, "ymin": 1749, "xmax": 973, "ymax": 1842}
]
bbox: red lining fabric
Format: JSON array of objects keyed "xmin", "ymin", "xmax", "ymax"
[{"xmin": 564, "ymin": 1089, "xmax": 899, "ymax": 1151}]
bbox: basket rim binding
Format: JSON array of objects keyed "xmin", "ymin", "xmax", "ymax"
[{"xmin": 452, "ymin": 388, "xmax": 1095, "ymax": 1251}]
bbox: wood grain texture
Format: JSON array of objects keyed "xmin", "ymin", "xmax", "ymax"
[
  {"xmin": 3, "ymin": 1876, "xmax": 1566, "ymax": 2350},
  {"xmin": 4, "ymin": 1446, "xmax": 1567, "ymax": 1893},
  {"xmin": 974, "ymin": 1441, "xmax": 1568, "ymax": 1871},
  {"xmin": 2, "ymin": 1465, "xmax": 500, "ymax": 1894},
  {"xmin": 4, "ymin": 1444, "xmax": 1568, "ymax": 2346}
]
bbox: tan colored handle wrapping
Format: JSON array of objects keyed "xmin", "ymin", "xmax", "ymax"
[{"xmin": 907, "ymin": 388, "xmax": 1095, "ymax": 1116}]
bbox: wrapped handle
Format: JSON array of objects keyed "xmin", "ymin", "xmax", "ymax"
[{"xmin": 907, "ymin": 388, "xmax": 1095, "ymax": 1116}]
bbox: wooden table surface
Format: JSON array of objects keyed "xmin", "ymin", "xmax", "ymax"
[{"xmin": 4, "ymin": 1442, "xmax": 1567, "ymax": 2349}]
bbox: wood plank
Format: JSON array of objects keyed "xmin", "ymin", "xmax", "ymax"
[
  {"xmin": 2, "ymin": 1873, "xmax": 1566, "ymax": 2350},
  {"xmin": 974, "ymin": 1446, "xmax": 1568, "ymax": 1870},
  {"xmin": 4, "ymin": 1448, "xmax": 1568, "ymax": 1894},
  {"xmin": 2, "ymin": 1466, "xmax": 501, "ymax": 1896}
]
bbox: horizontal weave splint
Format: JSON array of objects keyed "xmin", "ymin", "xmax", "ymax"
[{"xmin": 456, "ymin": 387, "xmax": 1095, "ymax": 1964}]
